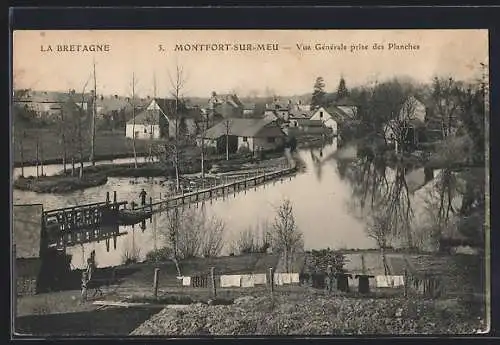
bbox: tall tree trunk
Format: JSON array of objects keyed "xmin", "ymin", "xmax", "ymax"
[
  {"xmin": 175, "ymin": 120, "xmax": 180, "ymax": 192},
  {"xmin": 90, "ymin": 59, "xmax": 97, "ymax": 166},
  {"xmin": 131, "ymin": 73, "xmax": 138, "ymax": 169}
]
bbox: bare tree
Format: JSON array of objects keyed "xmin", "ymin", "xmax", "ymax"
[
  {"xmin": 365, "ymin": 208, "xmax": 392, "ymax": 275},
  {"xmin": 165, "ymin": 63, "xmax": 188, "ymax": 192},
  {"xmin": 272, "ymin": 199, "xmax": 304, "ymax": 273},
  {"xmin": 160, "ymin": 206, "xmax": 226, "ymax": 263},
  {"xmin": 130, "ymin": 73, "xmax": 138, "ymax": 168},
  {"xmin": 431, "ymin": 77, "xmax": 462, "ymax": 139},
  {"xmin": 65, "ymin": 79, "xmax": 91, "ymax": 178},
  {"xmin": 199, "ymin": 212, "xmax": 226, "ymax": 258},
  {"xmin": 223, "ymin": 119, "xmax": 232, "ymax": 160},
  {"xmin": 163, "ymin": 207, "xmax": 182, "ymax": 276},
  {"xmin": 385, "ymin": 97, "xmax": 417, "ymax": 154}
]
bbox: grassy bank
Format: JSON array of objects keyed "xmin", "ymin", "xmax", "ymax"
[
  {"xmin": 13, "ymin": 174, "xmax": 108, "ymax": 193},
  {"xmin": 12, "ymin": 128, "xmax": 162, "ymax": 167}
]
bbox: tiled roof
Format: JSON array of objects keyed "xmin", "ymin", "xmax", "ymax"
[
  {"xmin": 201, "ymin": 118, "xmax": 285, "ymax": 139},
  {"xmin": 325, "ymin": 106, "xmax": 351, "ymax": 122},
  {"xmin": 13, "ymin": 204, "xmax": 44, "ymax": 259}
]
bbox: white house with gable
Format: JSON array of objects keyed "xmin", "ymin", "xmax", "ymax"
[{"xmin": 309, "ymin": 106, "xmax": 339, "ymax": 135}]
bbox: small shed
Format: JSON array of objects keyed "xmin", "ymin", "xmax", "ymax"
[{"xmin": 13, "ymin": 204, "xmax": 45, "ymax": 296}]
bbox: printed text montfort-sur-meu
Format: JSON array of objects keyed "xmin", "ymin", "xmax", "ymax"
[{"xmin": 173, "ymin": 43, "xmax": 279, "ymax": 52}]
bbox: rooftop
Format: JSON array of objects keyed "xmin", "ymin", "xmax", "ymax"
[{"xmin": 201, "ymin": 118, "xmax": 285, "ymax": 139}]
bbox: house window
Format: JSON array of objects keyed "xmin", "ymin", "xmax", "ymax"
[
  {"xmin": 267, "ymin": 137, "xmax": 275, "ymax": 143},
  {"xmin": 134, "ymin": 131, "xmax": 140, "ymax": 139},
  {"xmin": 144, "ymin": 128, "xmax": 147, "ymax": 133},
  {"xmin": 242, "ymin": 137, "xmax": 248, "ymax": 142},
  {"xmin": 320, "ymin": 111, "xmax": 323, "ymax": 118}
]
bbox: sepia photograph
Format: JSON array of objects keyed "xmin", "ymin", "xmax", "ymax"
[{"xmin": 11, "ymin": 29, "xmax": 489, "ymax": 337}]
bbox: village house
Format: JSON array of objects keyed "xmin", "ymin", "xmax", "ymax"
[
  {"xmin": 13, "ymin": 90, "xmax": 92, "ymax": 120},
  {"xmin": 294, "ymin": 119, "xmax": 329, "ymax": 134},
  {"xmin": 208, "ymin": 92, "xmax": 244, "ymax": 119},
  {"xmin": 309, "ymin": 106, "xmax": 348, "ymax": 136},
  {"xmin": 288, "ymin": 109, "xmax": 313, "ymax": 128},
  {"xmin": 198, "ymin": 118, "xmax": 286, "ymax": 154},
  {"xmin": 95, "ymin": 94, "xmax": 134, "ymax": 119},
  {"xmin": 125, "ymin": 98, "xmax": 202, "ymax": 140}
]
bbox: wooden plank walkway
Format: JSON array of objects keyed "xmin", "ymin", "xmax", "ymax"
[{"xmin": 134, "ymin": 166, "xmax": 298, "ymax": 214}]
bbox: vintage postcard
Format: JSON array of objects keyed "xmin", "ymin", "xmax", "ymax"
[{"xmin": 11, "ymin": 29, "xmax": 489, "ymax": 337}]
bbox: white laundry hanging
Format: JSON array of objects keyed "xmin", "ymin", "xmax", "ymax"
[
  {"xmin": 240, "ymin": 275, "xmax": 255, "ymax": 288},
  {"xmin": 182, "ymin": 276, "xmax": 191, "ymax": 286},
  {"xmin": 220, "ymin": 275, "xmax": 242, "ymax": 288}
]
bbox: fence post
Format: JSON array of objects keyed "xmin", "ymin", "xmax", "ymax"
[
  {"xmin": 269, "ymin": 267, "xmax": 274, "ymax": 296},
  {"xmin": 210, "ymin": 267, "xmax": 217, "ymax": 298},
  {"xmin": 153, "ymin": 268, "xmax": 160, "ymax": 299}
]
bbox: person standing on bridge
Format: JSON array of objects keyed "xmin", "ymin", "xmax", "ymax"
[{"xmin": 139, "ymin": 188, "xmax": 147, "ymax": 206}]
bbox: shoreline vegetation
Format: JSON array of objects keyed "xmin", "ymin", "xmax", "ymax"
[{"xmin": 12, "ymin": 147, "xmax": 290, "ymax": 194}]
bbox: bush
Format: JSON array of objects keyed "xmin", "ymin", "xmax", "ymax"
[
  {"xmin": 145, "ymin": 247, "xmax": 173, "ymax": 263},
  {"xmin": 121, "ymin": 246, "xmax": 141, "ymax": 265}
]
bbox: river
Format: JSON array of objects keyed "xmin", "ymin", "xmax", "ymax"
[{"xmin": 13, "ymin": 139, "xmax": 413, "ymax": 269}]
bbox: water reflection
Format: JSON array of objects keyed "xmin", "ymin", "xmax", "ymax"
[{"xmin": 14, "ymin": 138, "xmax": 383, "ymax": 268}]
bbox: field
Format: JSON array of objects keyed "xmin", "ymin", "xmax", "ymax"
[{"xmin": 12, "ymin": 128, "xmax": 159, "ymax": 166}]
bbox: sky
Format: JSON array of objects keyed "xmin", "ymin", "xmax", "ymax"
[{"xmin": 12, "ymin": 29, "xmax": 488, "ymax": 98}]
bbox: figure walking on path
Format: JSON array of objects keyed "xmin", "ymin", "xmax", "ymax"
[{"xmin": 139, "ymin": 188, "xmax": 147, "ymax": 206}]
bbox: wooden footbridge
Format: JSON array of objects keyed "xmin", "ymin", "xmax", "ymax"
[
  {"xmin": 42, "ymin": 192, "xmax": 132, "ymax": 251},
  {"xmin": 149, "ymin": 166, "xmax": 298, "ymax": 213},
  {"xmin": 41, "ymin": 165, "xmax": 298, "ymax": 250}
]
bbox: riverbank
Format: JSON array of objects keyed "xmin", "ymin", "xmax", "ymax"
[
  {"xmin": 12, "ymin": 149, "xmax": 288, "ymax": 194},
  {"xmin": 13, "ymin": 174, "xmax": 108, "ymax": 194}
]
